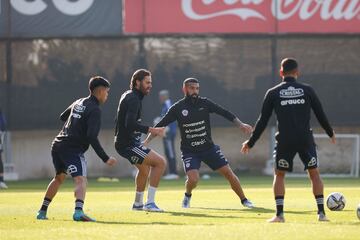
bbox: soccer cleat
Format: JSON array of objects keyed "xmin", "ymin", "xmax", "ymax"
[
  {"xmin": 267, "ymin": 215, "xmax": 285, "ymax": 223},
  {"xmin": 318, "ymin": 212, "xmax": 330, "ymax": 222},
  {"xmin": 0, "ymin": 181, "xmax": 8, "ymax": 189},
  {"xmin": 144, "ymin": 202, "xmax": 164, "ymax": 212},
  {"xmin": 182, "ymin": 195, "xmax": 191, "ymax": 208},
  {"xmin": 132, "ymin": 204, "xmax": 144, "ymax": 211},
  {"xmin": 241, "ymin": 199, "xmax": 254, "ymax": 208},
  {"xmin": 36, "ymin": 210, "xmax": 48, "ymax": 220},
  {"xmin": 73, "ymin": 210, "xmax": 96, "ymax": 222}
]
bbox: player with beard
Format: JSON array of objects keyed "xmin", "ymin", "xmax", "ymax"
[
  {"xmin": 114, "ymin": 69, "xmax": 166, "ymax": 212},
  {"xmin": 144, "ymin": 78, "xmax": 254, "ymax": 209}
]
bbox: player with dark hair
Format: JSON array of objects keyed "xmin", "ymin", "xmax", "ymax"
[
  {"xmin": 144, "ymin": 77, "xmax": 254, "ymax": 209},
  {"xmin": 36, "ymin": 76, "xmax": 117, "ymax": 221},
  {"xmin": 241, "ymin": 58, "xmax": 336, "ymax": 222},
  {"xmin": 115, "ymin": 69, "xmax": 166, "ymax": 212}
]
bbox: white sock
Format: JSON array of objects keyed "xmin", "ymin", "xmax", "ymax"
[
  {"xmin": 146, "ymin": 186, "xmax": 157, "ymax": 204},
  {"xmin": 134, "ymin": 191, "xmax": 144, "ymax": 206}
]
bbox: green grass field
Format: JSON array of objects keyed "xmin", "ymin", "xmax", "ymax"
[{"xmin": 1, "ymin": 176, "xmax": 359, "ymax": 240}]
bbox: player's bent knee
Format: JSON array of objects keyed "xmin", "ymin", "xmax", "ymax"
[
  {"xmin": 187, "ymin": 173, "xmax": 200, "ymax": 185},
  {"xmin": 55, "ymin": 174, "xmax": 66, "ymax": 184},
  {"xmin": 187, "ymin": 177, "xmax": 198, "ymax": 186},
  {"xmin": 145, "ymin": 150, "xmax": 166, "ymax": 169},
  {"xmin": 161, "ymin": 157, "xmax": 167, "ymax": 169},
  {"xmin": 155, "ymin": 155, "xmax": 167, "ymax": 169},
  {"xmin": 219, "ymin": 167, "xmax": 235, "ymax": 179}
]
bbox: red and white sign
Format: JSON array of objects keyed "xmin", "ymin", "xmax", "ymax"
[{"xmin": 124, "ymin": 0, "xmax": 360, "ymax": 33}]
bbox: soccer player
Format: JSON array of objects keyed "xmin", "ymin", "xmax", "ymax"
[
  {"xmin": 144, "ymin": 77, "xmax": 254, "ymax": 209},
  {"xmin": 241, "ymin": 58, "xmax": 336, "ymax": 222},
  {"xmin": 114, "ymin": 69, "xmax": 166, "ymax": 212},
  {"xmin": 157, "ymin": 90, "xmax": 179, "ymax": 180},
  {"xmin": 36, "ymin": 76, "xmax": 117, "ymax": 222}
]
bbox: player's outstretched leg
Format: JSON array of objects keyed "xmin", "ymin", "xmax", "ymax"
[
  {"xmin": 142, "ymin": 150, "xmax": 166, "ymax": 212},
  {"xmin": 217, "ymin": 165, "xmax": 254, "ymax": 208},
  {"xmin": 308, "ymin": 168, "xmax": 329, "ymax": 222},
  {"xmin": 268, "ymin": 170, "xmax": 286, "ymax": 223},
  {"xmin": 72, "ymin": 176, "xmax": 95, "ymax": 222},
  {"xmin": 36, "ymin": 173, "xmax": 66, "ymax": 220},
  {"xmin": 182, "ymin": 169, "xmax": 199, "ymax": 208}
]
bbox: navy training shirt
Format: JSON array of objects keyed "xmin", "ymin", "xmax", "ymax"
[
  {"xmin": 156, "ymin": 96, "xmax": 236, "ymax": 153},
  {"xmin": 52, "ymin": 95, "xmax": 109, "ymax": 162},
  {"xmin": 248, "ymin": 76, "xmax": 333, "ymax": 148},
  {"xmin": 114, "ymin": 89, "xmax": 149, "ymax": 148}
]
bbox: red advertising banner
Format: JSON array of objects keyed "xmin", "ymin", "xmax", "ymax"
[{"xmin": 124, "ymin": 0, "xmax": 360, "ymax": 34}]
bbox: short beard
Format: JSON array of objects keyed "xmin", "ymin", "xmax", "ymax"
[
  {"xmin": 187, "ymin": 93, "xmax": 198, "ymax": 98},
  {"xmin": 140, "ymin": 85, "xmax": 150, "ymax": 95}
]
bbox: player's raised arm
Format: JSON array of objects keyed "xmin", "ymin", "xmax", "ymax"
[
  {"xmin": 233, "ymin": 118, "xmax": 253, "ymax": 135},
  {"xmin": 207, "ymin": 98, "xmax": 236, "ymax": 121},
  {"xmin": 206, "ymin": 98, "xmax": 252, "ymax": 135}
]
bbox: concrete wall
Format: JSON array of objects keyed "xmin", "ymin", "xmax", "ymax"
[
  {"xmin": 5, "ymin": 127, "xmax": 360, "ymax": 180},
  {"xmin": 5, "ymin": 127, "xmax": 268, "ymax": 180}
]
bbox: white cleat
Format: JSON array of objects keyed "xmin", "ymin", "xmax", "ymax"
[
  {"xmin": 144, "ymin": 202, "xmax": 164, "ymax": 212},
  {"xmin": 267, "ymin": 215, "xmax": 285, "ymax": 223},
  {"xmin": 318, "ymin": 212, "xmax": 330, "ymax": 222},
  {"xmin": 132, "ymin": 204, "xmax": 144, "ymax": 211},
  {"xmin": 241, "ymin": 199, "xmax": 254, "ymax": 208},
  {"xmin": 182, "ymin": 195, "xmax": 191, "ymax": 208}
]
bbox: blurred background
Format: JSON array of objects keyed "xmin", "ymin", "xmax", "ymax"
[{"xmin": 0, "ymin": 0, "xmax": 359, "ymax": 180}]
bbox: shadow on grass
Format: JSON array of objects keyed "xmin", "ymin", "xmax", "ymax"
[
  {"xmin": 193, "ymin": 206, "xmax": 275, "ymax": 214},
  {"xmin": 326, "ymin": 221, "xmax": 360, "ymax": 226},
  {"xmin": 95, "ymin": 220, "xmax": 186, "ymax": 225},
  {"xmin": 193, "ymin": 206, "xmax": 318, "ymax": 216},
  {"xmin": 165, "ymin": 211, "xmax": 238, "ymax": 219},
  {"xmin": 56, "ymin": 218, "xmax": 187, "ymax": 225}
]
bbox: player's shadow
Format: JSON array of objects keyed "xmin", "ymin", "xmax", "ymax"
[
  {"xmin": 96, "ymin": 220, "xmax": 186, "ymax": 225},
  {"xmin": 193, "ymin": 207, "xmax": 317, "ymax": 215},
  {"xmin": 193, "ymin": 206, "xmax": 275, "ymax": 214},
  {"xmin": 166, "ymin": 211, "xmax": 238, "ymax": 219}
]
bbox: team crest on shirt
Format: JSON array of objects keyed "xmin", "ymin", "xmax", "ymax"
[
  {"xmin": 280, "ymin": 87, "xmax": 304, "ymax": 98},
  {"xmin": 182, "ymin": 109, "xmax": 189, "ymax": 116}
]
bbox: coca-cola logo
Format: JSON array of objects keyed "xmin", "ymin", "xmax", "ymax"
[
  {"xmin": 182, "ymin": 0, "xmax": 360, "ymax": 21},
  {"xmin": 182, "ymin": 0, "xmax": 266, "ymax": 20}
]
